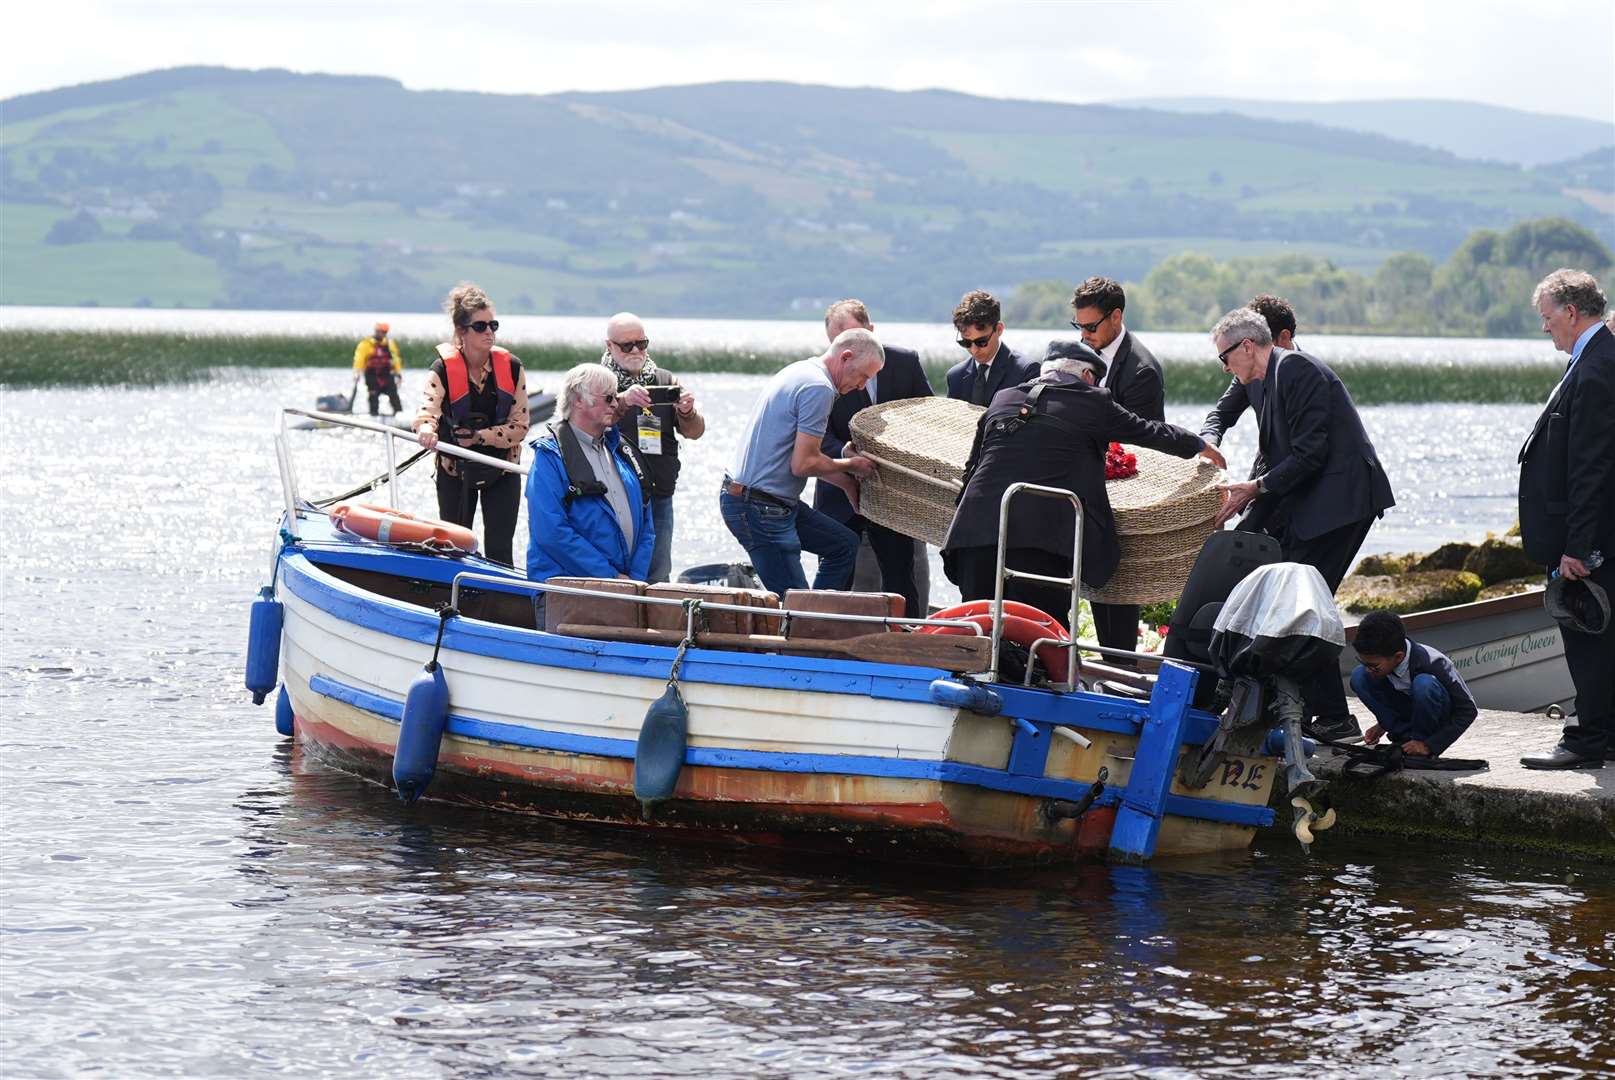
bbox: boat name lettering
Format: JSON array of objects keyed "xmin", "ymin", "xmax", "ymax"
[
  {"xmin": 1446, "ymin": 627, "xmax": 1562, "ymax": 680},
  {"xmin": 1219, "ymin": 759, "xmax": 1266, "ymax": 791}
]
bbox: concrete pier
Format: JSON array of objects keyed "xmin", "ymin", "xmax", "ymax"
[{"xmin": 1302, "ymin": 709, "xmax": 1615, "ymax": 859}]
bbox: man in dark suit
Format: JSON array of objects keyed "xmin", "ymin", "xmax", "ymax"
[
  {"xmin": 1517, "ymin": 270, "xmax": 1615, "ymax": 770},
  {"xmin": 1070, "ymin": 276, "xmax": 1166, "ymax": 656},
  {"xmin": 1199, "ymin": 293, "xmax": 1297, "ymax": 477},
  {"xmin": 813, "ymin": 299, "xmax": 934, "ymax": 617},
  {"xmin": 1209, "ymin": 307, "xmax": 1396, "ymax": 742},
  {"xmin": 945, "ymin": 289, "xmax": 1040, "ymax": 406},
  {"xmin": 943, "ymin": 341, "xmax": 1222, "ymax": 621}
]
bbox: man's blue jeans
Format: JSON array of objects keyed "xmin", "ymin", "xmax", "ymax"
[
  {"xmin": 1350, "ymin": 667, "xmax": 1451, "ymax": 747},
  {"xmin": 719, "ymin": 490, "xmax": 858, "ymax": 597},
  {"xmin": 649, "ymin": 495, "xmax": 675, "ymax": 584}
]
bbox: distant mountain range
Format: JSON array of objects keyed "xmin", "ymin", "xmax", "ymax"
[
  {"xmin": 1114, "ymin": 97, "xmax": 1614, "ymax": 168},
  {"xmin": 3, "ymin": 67, "xmax": 1611, "ymax": 318}
]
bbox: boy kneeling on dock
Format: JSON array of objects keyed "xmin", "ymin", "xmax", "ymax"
[{"xmin": 1349, "ymin": 611, "xmax": 1477, "ymax": 757}]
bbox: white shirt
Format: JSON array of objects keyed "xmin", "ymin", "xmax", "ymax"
[
  {"xmin": 1098, "ymin": 325, "xmax": 1127, "ymax": 389},
  {"xmin": 1387, "ymin": 638, "xmax": 1414, "ymax": 692}
]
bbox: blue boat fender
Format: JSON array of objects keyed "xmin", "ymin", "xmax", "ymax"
[
  {"xmin": 275, "ymin": 685, "xmax": 295, "ymax": 738},
  {"xmin": 634, "ymin": 682, "xmax": 689, "ymax": 814},
  {"xmin": 634, "ymin": 606, "xmax": 698, "ymax": 815},
  {"xmin": 393, "ymin": 606, "xmax": 455, "ymax": 804},
  {"xmin": 245, "ymin": 585, "xmax": 283, "ymax": 705}
]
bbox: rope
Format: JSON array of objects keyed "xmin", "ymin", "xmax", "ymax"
[
  {"xmin": 312, "ymin": 447, "xmax": 433, "ymax": 509},
  {"xmin": 427, "ymin": 604, "xmax": 457, "ymax": 673},
  {"xmin": 666, "ymin": 598, "xmax": 703, "ymax": 685}
]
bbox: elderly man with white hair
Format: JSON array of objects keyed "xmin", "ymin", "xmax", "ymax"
[
  {"xmin": 525, "ymin": 362, "xmax": 655, "ymax": 589},
  {"xmin": 602, "ymin": 311, "xmax": 704, "ymax": 583},
  {"xmin": 943, "ymin": 340, "xmax": 1222, "ymax": 623}
]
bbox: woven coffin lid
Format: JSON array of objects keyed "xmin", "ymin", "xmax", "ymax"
[
  {"xmin": 1104, "ymin": 448, "xmax": 1222, "ymax": 536},
  {"xmin": 850, "ymin": 396, "xmax": 981, "ymax": 480},
  {"xmin": 544, "ymin": 577, "xmax": 646, "ymax": 632}
]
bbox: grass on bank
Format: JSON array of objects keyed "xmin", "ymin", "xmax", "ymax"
[{"xmin": 0, "ymin": 329, "xmax": 1562, "ymax": 404}]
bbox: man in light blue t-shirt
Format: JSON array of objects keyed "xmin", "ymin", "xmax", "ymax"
[{"xmin": 721, "ymin": 328, "xmax": 885, "ymax": 596}]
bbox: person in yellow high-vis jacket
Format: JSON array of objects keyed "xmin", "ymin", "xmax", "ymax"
[{"xmin": 352, "ymin": 321, "xmax": 404, "ymax": 415}]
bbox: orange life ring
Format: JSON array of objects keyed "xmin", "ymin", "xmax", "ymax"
[
  {"xmin": 920, "ymin": 600, "xmax": 1073, "ymax": 683},
  {"xmin": 330, "ymin": 502, "xmax": 478, "ymax": 555}
]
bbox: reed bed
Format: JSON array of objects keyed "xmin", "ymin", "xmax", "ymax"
[{"xmin": 0, "ymin": 329, "xmax": 1560, "ymax": 404}]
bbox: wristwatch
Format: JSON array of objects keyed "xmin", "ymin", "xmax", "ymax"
[{"xmin": 1255, "ymin": 475, "xmax": 1268, "ymax": 494}]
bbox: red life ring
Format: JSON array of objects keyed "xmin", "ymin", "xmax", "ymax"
[
  {"xmin": 330, "ymin": 503, "xmax": 479, "ymax": 555},
  {"xmin": 919, "ymin": 600, "xmax": 1073, "ymax": 683}
]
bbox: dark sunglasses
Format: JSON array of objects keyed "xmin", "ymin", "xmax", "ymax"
[
  {"xmin": 956, "ymin": 332, "xmax": 995, "ymax": 349},
  {"xmin": 1070, "ymin": 315, "xmax": 1108, "ymax": 334},
  {"xmin": 610, "ymin": 338, "xmax": 650, "ymax": 353},
  {"xmin": 599, "ymin": 392, "xmax": 619, "ymax": 404},
  {"xmin": 460, "ymin": 319, "xmax": 499, "ymax": 334},
  {"xmin": 1217, "ymin": 339, "xmax": 1248, "ymax": 368}
]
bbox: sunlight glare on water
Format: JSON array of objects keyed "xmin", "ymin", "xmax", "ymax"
[{"xmin": 1, "ymin": 369, "xmax": 1609, "ymax": 1078}]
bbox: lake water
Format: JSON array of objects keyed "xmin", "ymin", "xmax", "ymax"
[
  {"xmin": 3, "ymin": 342, "xmax": 1610, "ymax": 1077},
  {"xmin": 0, "ymin": 303, "xmax": 1570, "ymax": 369}
]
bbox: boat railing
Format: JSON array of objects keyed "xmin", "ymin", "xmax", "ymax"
[
  {"xmin": 275, "ymin": 408, "xmax": 528, "ymax": 540},
  {"xmin": 446, "ymin": 571, "xmax": 989, "ymax": 642},
  {"xmin": 993, "ymin": 482, "xmax": 1084, "ymax": 692}
]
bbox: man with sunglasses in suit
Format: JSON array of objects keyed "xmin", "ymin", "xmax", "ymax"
[
  {"xmin": 945, "ymin": 290, "xmax": 1040, "ymax": 406},
  {"xmin": 812, "ymin": 299, "xmax": 934, "ymax": 618},
  {"xmin": 1209, "ymin": 306, "xmax": 1395, "ymax": 744},
  {"xmin": 1069, "ymin": 276, "xmax": 1165, "ymax": 659}
]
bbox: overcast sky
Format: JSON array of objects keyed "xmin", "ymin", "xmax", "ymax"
[{"xmin": 5, "ymin": 0, "xmax": 1613, "ymax": 125}]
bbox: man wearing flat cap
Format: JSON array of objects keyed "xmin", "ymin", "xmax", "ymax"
[{"xmin": 943, "ymin": 340, "xmax": 1224, "ymax": 622}]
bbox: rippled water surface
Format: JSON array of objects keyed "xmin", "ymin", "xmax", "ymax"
[{"xmin": 2, "ymin": 372, "xmax": 1611, "ymax": 1078}]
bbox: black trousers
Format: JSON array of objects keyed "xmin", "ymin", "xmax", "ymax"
[
  {"xmin": 365, "ymin": 370, "xmax": 402, "ymax": 415},
  {"xmin": 1092, "ymin": 602, "xmax": 1140, "ymax": 656},
  {"xmin": 848, "ymin": 515, "xmax": 920, "ymax": 618},
  {"xmin": 1559, "ymin": 558, "xmax": 1615, "ymax": 756},
  {"xmin": 1275, "ymin": 515, "xmax": 1376, "ymax": 720},
  {"xmin": 436, "ymin": 468, "xmax": 520, "ymax": 567},
  {"xmin": 946, "ymin": 546, "xmax": 1077, "ymax": 629}
]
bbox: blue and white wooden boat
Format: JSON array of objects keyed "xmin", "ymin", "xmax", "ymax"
[{"xmin": 246, "ymin": 410, "xmax": 1282, "ymax": 867}]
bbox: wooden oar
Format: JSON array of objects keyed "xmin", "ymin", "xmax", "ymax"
[{"xmin": 557, "ymin": 624, "xmax": 989, "ymax": 670}]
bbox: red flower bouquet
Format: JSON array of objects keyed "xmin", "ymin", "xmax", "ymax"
[{"xmin": 1105, "ymin": 442, "xmax": 1138, "ymax": 481}]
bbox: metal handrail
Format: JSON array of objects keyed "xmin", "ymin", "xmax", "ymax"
[
  {"xmin": 275, "ymin": 407, "xmax": 530, "ymax": 541},
  {"xmin": 446, "ymin": 572, "xmax": 987, "ymax": 635},
  {"xmin": 991, "ymin": 482, "xmax": 1083, "ymax": 691}
]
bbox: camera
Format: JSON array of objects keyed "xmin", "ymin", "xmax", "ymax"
[{"xmin": 648, "ymin": 385, "xmax": 680, "ymax": 406}]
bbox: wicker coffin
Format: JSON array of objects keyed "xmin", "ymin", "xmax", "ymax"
[{"xmin": 848, "ymin": 398, "xmax": 1221, "ymax": 604}]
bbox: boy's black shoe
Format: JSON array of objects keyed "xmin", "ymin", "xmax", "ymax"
[{"xmin": 1303, "ymin": 714, "xmax": 1363, "ymax": 744}]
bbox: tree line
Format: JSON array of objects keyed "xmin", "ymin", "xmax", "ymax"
[{"xmin": 1004, "ymin": 217, "xmax": 1614, "ymax": 337}]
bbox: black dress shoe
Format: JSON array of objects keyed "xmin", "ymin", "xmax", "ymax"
[
  {"xmin": 1303, "ymin": 714, "xmax": 1363, "ymax": 744},
  {"xmin": 1519, "ymin": 745, "xmax": 1606, "ymax": 770}
]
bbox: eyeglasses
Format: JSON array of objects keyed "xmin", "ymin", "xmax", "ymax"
[
  {"xmin": 956, "ymin": 333, "xmax": 995, "ymax": 349},
  {"xmin": 1070, "ymin": 314, "xmax": 1109, "ymax": 334},
  {"xmin": 1217, "ymin": 339, "xmax": 1248, "ymax": 368},
  {"xmin": 610, "ymin": 338, "xmax": 650, "ymax": 353},
  {"xmin": 460, "ymin": 319, "xmax": 499, "ymax": 334},
  {"xmin": 598, "ymin": 393, "xmax": 619, "ymax": 405}
]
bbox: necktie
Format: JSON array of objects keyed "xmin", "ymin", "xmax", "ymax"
[
  {"xmin": 1248, "ymin": 378, "xmax": 1265, "ymax": 414},
  {"xmin": 970, "ymin": 366, "xmax": 992, "ymax": 406}
]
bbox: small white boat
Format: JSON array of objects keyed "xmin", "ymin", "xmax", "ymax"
[{"xmin": 242, "ymin": 410, "xmax": 1307, "ymax": 868}]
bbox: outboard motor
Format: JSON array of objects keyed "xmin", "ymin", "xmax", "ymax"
[
  {"xmin": 1163, "ymin": 530, "xmax": 1281, "ymax": 707},
  {"xmin": 1182, "ymin": 562, "xmax": 1346, "ymax": 851}
]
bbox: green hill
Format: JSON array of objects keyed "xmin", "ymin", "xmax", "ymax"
[
  {"xmin": 3, "ymin": 67, "xmax": 1610, "ymax": 319},
  {"xmin": 1113, "ymin": 97, "xmax": 1614, "ymax": 168}
]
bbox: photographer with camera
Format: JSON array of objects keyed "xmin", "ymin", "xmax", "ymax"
[{"xmin": 602, "ymin": 312, "xmax": 705, "ymax": 582}]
